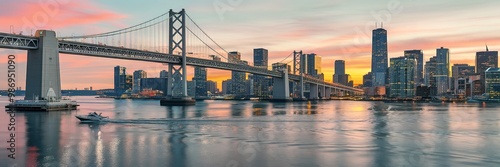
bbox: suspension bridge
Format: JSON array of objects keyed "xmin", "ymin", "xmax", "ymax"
[{"xmin": 0, "ymin": 9, "xmax": 363, "ymax": 106}]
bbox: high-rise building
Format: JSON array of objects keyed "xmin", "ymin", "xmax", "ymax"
[
  {"xmin": 133, "ymin": 70, "xmax": 147, "ymax": 93},
  {"xmin": 425, "ymin": 57, "xmax": 436, "ymax": 86},
  {"xmin": 305, "ymin": 53, "xmax": 322, "ymax": 78},
  {"xmin": 193, "ymin": 67, "xmax": 207, "ymax": 98},
  {"xmin": 222, "ymin": 79, "xmax": 232, "ymax": 95},
  {"xmin": 206, "ymin": 80, "xmax": 218, "ymax": 95},
  {"xmin": 476, "ymin": 47, "xmax": 498, "ymax": 94},
  {"xmin": 371, "ymin": 27, "xmax": 388, "ymax": 86},
  {"xmin": 228, "ymin": 51, "xmax": 241, "ymax": 63},
  {"xmin": 389, "ymin": 57, "xmax": 417, "ymax": 98},
  {"xmin": 363, "ymin": 72, "xmax": 372, "ymax": 87},
  {"xmin": 334, "ymin": 60, "xmax": 347, "ymax": 85},
  {"xmin": 404, "ymin": 50, "xmax": 424, "ymax": 85},
  {"xmin": 485, "ymin": 68, "xmax": 500, "ymax": 99},
  {"xmin": 114, "ymin": 66, "xmax": 132, "ymax": 96},
  {"xmin": 435, "ymin": 47, "xmax": 450, "ymax": 95},
  {"xmin": 159, "ymin": 70, "xmax": 168, "ymax": 78},
  {"xmin": 228, "ymin": 51, "xmax": 247, "ymax": 97},
  {"xmin": 253, "ymin": 48, "xmax": 270, "ymax": 97},
  {"xmin": 451, "ymin": 64, "xmax": 475, "ymax": 94},
  {"xmin": 253, "ymin": 48, "xmax": 268, "ymax": 68}
]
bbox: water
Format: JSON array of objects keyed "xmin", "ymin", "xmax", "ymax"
[{"xmin": 1, "ymin": 96, "xmax": 500, "ymax": 167}]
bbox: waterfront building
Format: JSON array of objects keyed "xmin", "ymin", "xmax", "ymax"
[
  {"xmin": 485, "ymin": 68, "xmax": 500, "ymax": 99},
  {"xmin": 371, "ymin": 27, "xmax": 388, "ymax": 86},
  {"xmin": 404, "ymin": 50, "xmax": 424, "ymax": 85},
  {"xmin": 389, "ymin": 56, "xmax": 417, "ymax": 98},
  {"xmin": 194, "ymin": 67, "xmax": 207, "ymax": 97},
  {"xmin": 476, "ymin": 47, "xmax": 498, "ymax": 94},
  {"xmin": 133, "ymin": 70, "xmax": 147, "ymax": 94},
  {"xmin": 451, "ymin": 64, "xmax": 475, "ymax": 94},
  {"xmin": 253, "ymin": 48, "xmax": 271, "ymax": 97},
  {"xmin": 435, "ymin": 47, "xmax": 450, "ymax": 95}
]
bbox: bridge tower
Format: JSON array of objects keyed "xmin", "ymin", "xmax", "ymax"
[
  {"xmin": 25, "ymin": 30, "xmax": 62, "ymax": 100},
  {"xmin": 292, "ymin": 50, "xmax": 306, "ymax": 101},
  {"xmin": 160, "ymin": 9, "xmax": 195, "ymax": 106}
]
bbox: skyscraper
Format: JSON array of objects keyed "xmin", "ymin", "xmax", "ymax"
[
  {"xmin": 476, "ymin": 47, "xmax": 498, "ymax": 94},
  {"xmin": 159, "ymin": 70, "xmax": 168, "ymax": 78},
  {"xmin": 363, "ymin": 72, "xmax": 372, "ymax": 87},
  {"xmin": 222, "ymin": 79, "xmax": 232, "ymax": 95},
  {"xmin": 227, "ymin": 51, "xmax": 247, "ymax": 97},
  {"xmin": 206, "ymin": 80, "xmax": 218, "ymax": 95},
  {"xmin": 305, "ymin": 53, "xmax": 322, "ymax": 78},
  {"xmin": 114, "ymin": 66, "xmax": 131, "ymax": 96},
  {"xmin": 451, "ymin": 64, "xmax": 475, "ymax": 94},
  {"xmin": 435, "ymin": 47, "xmax": 450, "ymax": 95},
  {"xmin": 389, "ymin": 57, "xmax": 416, "ymax": 98},
  {"xmin": 228, "ymin": 51, "xmax": 241, "ymax": 63},
  {"xmin": 334, "ymin": 60, "xmax": 346, "ymax": 85},
  {"xmin": 371, "ymin": 27, "xmax": 388, "ymax": 86},
  {"xmin": 425, "ymin": 56, "xmax": 438, "ymax": 96},
  {"xmin": 253, "ymin": 48, "xmax": 268, "ymax": 68},
  {"xmin": 194, "ymin": 67, "xmax": 207, "ymax": 98},
  {"xmin": 404, "ymin": 50, "xmax": 424, "ymax": 85},
  {"xmin": 133, "ymin": 70, "xmax": 147, "ymax": 93},
  {"xmin": 253, "ymin": 48, "xmax": 270, "ymax": 98}
]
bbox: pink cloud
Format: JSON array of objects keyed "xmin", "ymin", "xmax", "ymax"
[{"xmin": 0, "ymin": 1, "xmax": 126, "ymax": 34}]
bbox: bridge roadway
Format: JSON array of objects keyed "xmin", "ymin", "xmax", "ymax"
[{"xmin": 0, "ymin": 32, "xmax": 362, "ymax": 94}]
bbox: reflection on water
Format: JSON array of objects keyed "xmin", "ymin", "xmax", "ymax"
[{"xmin": 2, "ymin": 97, "xmax": 500, "ymax": 166}]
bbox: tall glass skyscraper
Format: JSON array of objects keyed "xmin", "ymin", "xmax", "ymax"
[
  {"xmin": 305, "ymin": 53, "xmax": 322, "ymax": 78},
  {"xmin": 114, "ymin": 66, "xmax": 132, "ymax": 97},
  {"xmin": 435, "ymin": 47, "xmax": 450, "ymax": 95},
  {"xmin": 404, "ymin": 50, "xmax": 424, "ymax": 85},
  {"xmin": 389, "ymin": 57, "xmax": 416, "ymax": 98},
  {"xmin": 371, "ymin": 28, "xmax": 388, "ymax": 86},
  {"xmin": 334, "ymin": 60, "xmax": 348, "ymax": 85},
  {"xmin": 194, "ymin": 67, "xmax": 207, "ymax": 97},
  {"xmin": 133, "ymin": 70, "xmax": 147, "ymax": 94},
  {"xmin": 253, "ymin": 48, "xmax": 270, "ymax": 97}
]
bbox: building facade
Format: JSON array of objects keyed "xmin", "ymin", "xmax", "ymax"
[
  {"xmin": 334, "ymin": 60, "xmax": 348, "ymax": 85},
  {"xmin": 389, "ymin": 57, "xmax": 417, "ymax": 98},
  {"xmin": 451, "ymin": 64, "xmax": 475, "ymax": 94},
  {"xmin": 140, "ymin": 78, "xmax": 168, "ymax": 94},
  {"xmin": 363, "ymin": 72, "xmax": 372, "ymax": 87},
  {"xmin": 404, "ymin": 50, "xmax": 424, "ymax": 85},
  {"xmin": 193, "ymin": 67, "xmax": 207, "ymax": 98},
  {"xmin": 114, "ymin": 66, "xmax": 132, "ymax": 96},
  {"xmin": 371, "ymin": 27, "xmax": 388, "ymax": 87},
  {"xmin": 133, "ymin": 70, "xmax": 147, "ymax": 94},
  {"xmin": 253, "ymin": 48, "xmax": 271, "ymax": 98},
  {"xmin": 476, "ymin": 48, "xmax": 498, "ymax": 94},
  {"xmin": 435, "ymin": 47, "xmax": 450, "ymax": 95},
  {"xmin": 485, "ymin": 68, "xmax": 500, "ymax": 99}
]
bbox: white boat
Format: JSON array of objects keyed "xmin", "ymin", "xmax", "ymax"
[{"xmin": 75, "ymin": 112, "xmax": 109, "ymax": 122}]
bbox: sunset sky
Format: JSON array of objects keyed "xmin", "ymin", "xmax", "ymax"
[{"xmin": 1, "ymin": 0, "xmax": 500, "ymax": 90}]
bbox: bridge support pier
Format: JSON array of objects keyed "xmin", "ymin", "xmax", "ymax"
[
  {"xmin": 25, "ymin": 30, "xmax": 61, "ymax": 100},
  {"xmin": 325, "ymin": 87, "xmax": 332, "ymax": 99},
  {"xmin": 309, "ymin": 84, "xmax": 318, "ymax": 100},
  {"xmin": 319, "ymin": 85, "xmax": 325, "ymax": 99},
  {"xmin": 271, "ymin": 68, "xmax": 292, "ymax": 102}
]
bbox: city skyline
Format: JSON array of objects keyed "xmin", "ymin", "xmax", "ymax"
[{"xmin": 1, "ymin": 0, "xmax": 500, "ymax": 90}]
